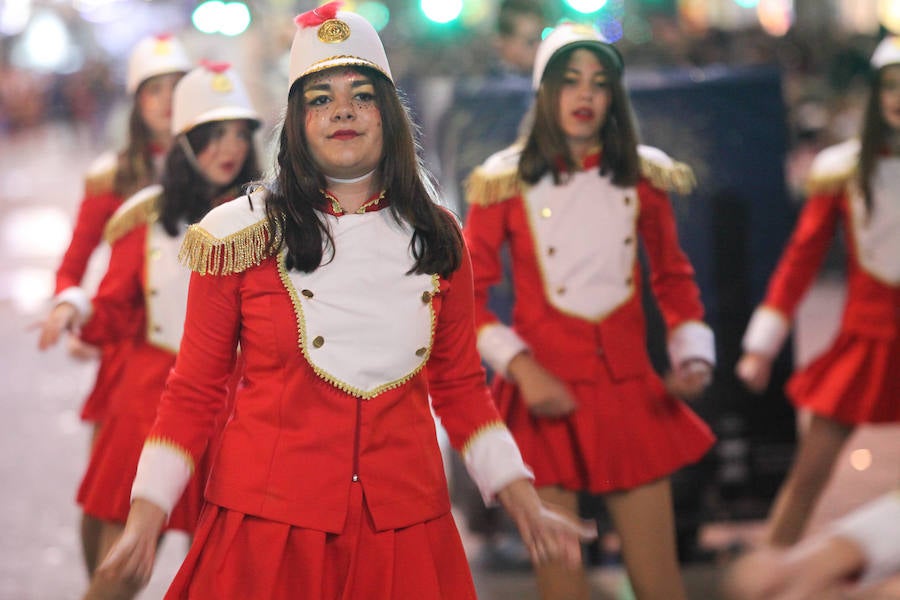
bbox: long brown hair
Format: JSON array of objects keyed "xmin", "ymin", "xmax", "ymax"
[
  {"xmin": 264, "ymin": 66, "xmax": 462, "ymax": 277},
  {"xmin": 113, "ymin": 101, "xmax": 158, "ymax": 198},
  {"xmin": 857, "ymin": 66, "xmax": 896, "ymax": 217},
  {"xmin": 519, "ymin": 45, "xmax": 641, "ymax": 187}
]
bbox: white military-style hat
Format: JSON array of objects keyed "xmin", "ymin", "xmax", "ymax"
[
  {"xmin": 171, "ymin": 61, "xmax": 261, "ymax": 136},
  {"xmin": 532, "ymin": 22, "xmax": 623, "ymax": 90},
  {"xmin": 871, "ymin": 35, "xmax": 900, "ymax": 70},
  {"xmin": 126, "ymin": 34, "xmax": 192, "ymax": 94},
  {"xmin": 288, "ymin": 1, "xmax": 393, "ymax": 90}
]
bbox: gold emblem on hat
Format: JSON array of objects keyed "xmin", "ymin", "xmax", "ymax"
[
  {"xmin": 211, "ymin": 74, "xmax": 233, "ymax": 93},
  {"xmin": 318, "ymin": 18, "xmax": 351, "ymax": 43},
  {"xmin": 154, "ymin": 40, "xmax": 172, "ymax": 55},
  {"xmin": 571, "ymin": 24, "xmax": 596, "ymax": 37}
]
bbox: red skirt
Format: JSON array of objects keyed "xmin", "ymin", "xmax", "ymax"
[
  {"xmin": 76, "ymin": 410, "xmax": 207, "ymax": 533},
  {"xmin": 166, "ymin": 485, "xmax": 477, "ymax": 600},
  {"xmin": 787, "ymin": 330, "xmax": 900, "ymax": 425},
  {"xmin": 79, "ymin": 343, "xmax": 126, "ymax": 423},
  {"xmin": 495, "ymin": 367, "xmax": 715, "ymax": 494}
]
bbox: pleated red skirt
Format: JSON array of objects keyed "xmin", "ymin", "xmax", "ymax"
[
  {"xmin": 79, "ymin": 343, "xmax": 126, "ymax": 423},
  {"xmin": 787, "ymin": 329, "xmax": 900, "ymax": 425},
  {"xmin": 494, "ymin": 367, "xmax": 715, "ymax": 494},
  {"xmin": 166, "ymin": 485, "xmax": 477, "ymax": 599},
  {"xmin": 76, "ymin": 410, "xmax": 207, "ymax": 533}
]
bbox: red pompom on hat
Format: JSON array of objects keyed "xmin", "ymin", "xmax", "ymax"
[
  {"xmin": 288, "ymin": 3, "xmax": 392, "ymax": 90},
  {"xmin": 295, "ymin": 1, "xmax": 342, "ymax": 28}
]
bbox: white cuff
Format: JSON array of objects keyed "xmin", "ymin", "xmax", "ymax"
[
  {"xmin": 476, "ymin": 323, "xmax": 529, "ymax": 377},
  {"xmin": 742, "ymin": 306, "xmax": 790, "ymax": 358},
  {"xmin": 668, "ymin": 320, "xmax": 715, "ymax": 369},
  {"xmin": 131, "ymin": 442, "xmax": 194, "ymax": 519},
  {"xmin": 830, "ymin": 491, "xmax": 900, "ymax": 587},
  {"xmin": 463, "ymin": 425, "xmax": 534, "ymax": 507},
  {"xmin": 55, "ymin": 286, "xmax": 92, "ymax": 321}
]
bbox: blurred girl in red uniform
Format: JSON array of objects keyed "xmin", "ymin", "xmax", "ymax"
[
  {"xmin": 89, "ymin": 5, "xmax": 595, "ymax": 599},
  {"xmin": 52, "ymin": 62, "xmax": 261, "ymax": 599},
  {"xmin": 464, "ymin": 22, "xmax": 716, "ymax": 600},
  {"xmin": 736, "ymin": 36, "xmax": 900, "ymax": 548},
  {"xmin": 36, "ymin": 33, "xmax": 191, "ymax": 576}
]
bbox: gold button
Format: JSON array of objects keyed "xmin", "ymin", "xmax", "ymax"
[
  {"xmin": 556, "ymin": 286, "xmax": 566, "ymax": 295},
  {"xmin": 312, "ymin": 336, "xmax": 324, "ymax": 348},
  {"xmin": 624, "ymin": 196, "xmax": 632, "ymax": 205},
  {"xmin": 153, "ymin": 325, "xmax": 162, "ymax": 333},
  {"xmin": 150, "ymin": 248, "xmax": 161, "ymax": 260},
  {"xmin": 148, "ymin": 288, "xmax": 158, "ymax": 296},
  {"xmin": 301, "ymin": 289, "xmax": 314, "ymax": 298},
  {"xmin": 547, "ymin": 247, "xmax": 556, "ymax": 256},
  {"xmin": 624, "ymin": 237, "xmax": 633, "ymax": 245},
  {"xmin": 415, "ymin": 347, "xmax": 427, "ymax": 357},
  {"xmin": 540, "ymin": 207, "xmax": 552, "ymax": 218},
  {"xmin": 626, "ymin": 277, "xmax": 633, "ymax": 285},
  {"xmin": 421, "ymin": 291, "xmax": 432, "ymax": 303}
]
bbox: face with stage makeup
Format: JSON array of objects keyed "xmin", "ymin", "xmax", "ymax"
[{"xmin": 301, "ymin": 67, "xmax": 384, "ymax": 180}]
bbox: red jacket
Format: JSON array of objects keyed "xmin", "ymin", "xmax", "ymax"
[
  {"xmin": 743, "ymin": 139, "xmax": 900, "ymax": 356},
  {"xmin": 133, "ymin": 191, "xmax": 531, "ymax": 533},
  {"xmin": 464, "ymin": 145, "xmax": 715, "ymax": 383}
]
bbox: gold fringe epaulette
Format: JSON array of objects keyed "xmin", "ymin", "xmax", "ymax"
[
  {"xmin": 465, "ymin": 166, "xmax": 524, "ymax": 206},
  {"xmin": 805, "ymin": 164, "xmax": 857, "ymax": 197},
  {"xmin": 639, "ymin": 155, "xmax": 697, "ymax": 195},
  {"xmin": 178, "ymin": 219, "xmax": 272, "ymax": 276},
  {"xmin": 103, "ymin": 195, "xmax": 157, "ymax": 244}
]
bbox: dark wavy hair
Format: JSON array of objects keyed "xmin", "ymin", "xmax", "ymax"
[
  {"xmin": 857, "ymin": 65, "xmax": 898, "ymax": 218},
  {"xmin": 263, "ymin": 66, "xmax": 462, "ymax": 277},
  {"xmin": 157, "ymin": 120, "xmax": 260, "ymax": 237},
  {"xmin": 519, "ymin": 45, "xmax": 641, "ymax": 187}
]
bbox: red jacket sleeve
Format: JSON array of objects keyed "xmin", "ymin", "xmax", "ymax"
[
  {"xmin": 427, "ymin": 243, "xmax": 505, "ymax": 451},
  {"xmin": 761, "ymin": 193, "xmax": 841, "ymax": 316},
  {"xmin": 463, "ymin": 199, "xmax": 513, "ymax": 332},
  {"xmin": 147, "ymin": 269, "xmax": 243, "ymax": 469},
  {"xmin": 55, "ymin": 190, "xmax": 122, "ymax": 294},
  {"xmin": 637, "ymin": 181, "xmax": 706, "ymax": 329},
  {"xmin": 79, "ymin": 225, "xmax": 145, "ymax": 346}
]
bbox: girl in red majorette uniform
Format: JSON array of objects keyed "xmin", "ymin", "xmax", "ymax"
[
  {"xmin": 464, "ymin": 22, "xmax": 716, "ymax": 600},
  {"xmin": 737, "ymin": 36, "xmax": 900, "ymax": 549}
]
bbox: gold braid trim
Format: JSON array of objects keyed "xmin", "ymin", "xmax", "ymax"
[
  {"xmin": 805, "ymin": 164, "xmax": 856, "ymax": 197},
  {"xmin": 143, "ymin": 435, "xmax": 196, "ymax": 475},
  {"xmin": 465, "ymin": 166, "xmax": 524, "ymax": 206},
  {"xmin": 178, "ymin": 219, "xmax": 272, "ymax": 276},
  {"xmin": 639, "ymin": 155, "xmax": 697, "ymax": 195},
  {"xmin": 103, "ymin": 196, "xmax": 157, "ymax": 244},
  {"xmin": 461, "ymin": 419, "xmax": 508, "ymax": 455}
]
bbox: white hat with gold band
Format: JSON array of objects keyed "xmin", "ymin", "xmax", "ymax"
[
  {"xmin": 171, "ymin": 61, "xmax": 261, "ymax": 136},
  {"xmin": 288, "ymin": 1, "xmax": 393, "ymax": 90},
  {"xmin": 871, "ymin": 35, "xmax": 900, "ymax": 70},
  {"xmin": 126, "ymin": 34, "xmax": 192, "ymax": 94},
  {"xmin": 532, "ymin": 22, "xmax": 623, "ymax": 90}
]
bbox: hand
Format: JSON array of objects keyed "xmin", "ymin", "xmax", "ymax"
[
  {"xmin": 67, "ymin": 335, "xmax": 101, "ymax": 361},
  {"xmin": 665, "ymin": 359, "xmax": 712, "ymax": 401},
  {"xmin": 724, "ymin": 536, "xmax": 866, "ymax": 600},
  {"xmin": 736, "ymin": 352, "xmax": 773, "ymax": 393},
  {"xmin": 507, "ymin": 353, "xmax": 577, "ymax": 417},
  {"xmin": 92, "ymin": 499, "xmax": 167, "ymax": 591},
  {"xmin": 36, "ymin": 303, "xmax": 79, "ymax": 351},
  {"xmin": 497, "ymin": 479, "xmax": 597, "ymax": 569}
]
